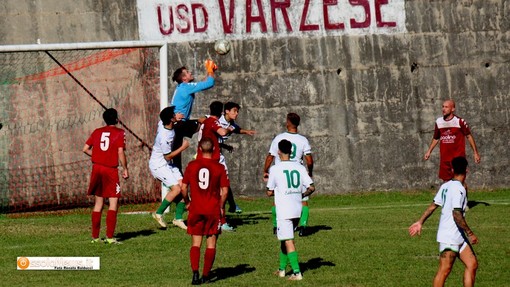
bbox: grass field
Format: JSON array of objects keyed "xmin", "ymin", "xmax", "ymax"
[{"xmin": 1, "ymin": 189, "xmax": 509, "ymax": 287}]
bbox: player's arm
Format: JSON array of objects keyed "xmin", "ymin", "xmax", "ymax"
[
  {"xmin": 164, "ymin": 139, "xmax": 190, "ymax": 161},
  {"xmin": 263, "ymin": 154, "xmax": 274, "ymax": 179},
  {"xmin": 453, "ymin": 209, "xmax": 478, "ymax": 244},
  {"xmin": 82, "ymin": 144, "xmax": 92, "ymax": 157},
  {"xmin": 220, "ymin": 186, "xmax": 228, "ymax": 209},
  {"xmin": 423, "ymin": 138, "xmax": 439, "ymax": 160},
  {"xmin": 266, "ymin": 188, "xmax": 274, "ymax": 197},
  {"xmin": 466, "ymin": 134, "xmax": 481, "ymax": 163},
  {"xmin": 302, "ymin": 183, "xmax": 315, "ymax": 198},
  {"xmin": 118, "ymin": 147, "xmax": 129, "ymax": 179},
  {"xmin": 240, "ymin": 129, "xmax": 256, "ymax": 135},
  {"xmin": 408, "ymin": 202, "xmax": 439, "ymax": 236},
  {"xmin": 215, "ymin": 126, "xmax": 232, "ymax": 137},
  {"xmin": 304, "ymin": 154, "xmax": 314, "ymax": 177}
]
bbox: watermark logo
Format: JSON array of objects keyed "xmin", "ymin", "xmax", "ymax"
[{"xmin": 17, "ymin": 257, "xmax": 30, "ymax": 270}]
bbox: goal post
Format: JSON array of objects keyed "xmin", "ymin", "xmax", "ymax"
[{"xmin": 0, "ymin": 41, "xmax": 168, "ymax": 213}]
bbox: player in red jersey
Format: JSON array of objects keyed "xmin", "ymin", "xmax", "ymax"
[
  {"xmin": 181, "ymin": 137, "xmax": 229, "ymax": 285},
  {"xmin": 83, "ymin": 108, "xmax": 128, "ymax": 244},
  {"xmin": 424, "ymin": 100, "xmax": 481, "ymax": 181}
]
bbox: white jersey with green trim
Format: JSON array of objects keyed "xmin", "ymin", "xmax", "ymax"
[
  {"xmin": 268, "ymin": 132, "xmax": 311, "ymax": 165},
  {"xmin": 433, "ymin": 180, "xmax": 468, "ymax": 245},
  {"xmin": 267, "ymin": 161, "xmax": 313, "ymax": 220},
  {"xmin": 149, "ymin": 121, "xmax": 175, "ymax": 169}
]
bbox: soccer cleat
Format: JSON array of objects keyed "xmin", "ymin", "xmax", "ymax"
[
  {"xmin": 152, "ymin": 212, "xmax": 167, "ymax": 228},
  {"xmin": 235, "ymin": 205, "xmax": 243, "ymax": 214},
  {"xmin": 221, "ymin": 223, "xmax": 236, "ymax": 232},
  {"xmin": 288, "ymin": 273, "xmax": 303, "ymax": 281},
  {"xmin": 172, "ymin": 219, "xmax": 187, "ymax": 230},
  {"xmin": 298, "ymin": 226, "xmax": 306, "ymax": 237},
  {"xmin": 191, "ymin": 271, "xmax": 201, "ymax": 285},
  {"xmin": 90, "ymin": 238, "xmax": 102, "ymax": 244},
  {"xmin": 201, "ymin": 276, "xmax": 209, "ymax": 284},
  {"xmin": 104, "ymin": 238, "xmax": 122, "ymax": 245},
  {"xmin": 273, "ymin": 269, "xmax": 285, "ymax": 278}
]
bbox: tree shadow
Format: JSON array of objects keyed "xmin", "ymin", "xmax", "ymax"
[
  {"xmin": 301, "ymin": 225, "xmax": 332, "ymax": 236},
  {"xmin": 467, "ymin": 201, "xmax": 490, "ymax": 209},
  {"xmin": 207, "ymin": 264, "xmax": 256, "ymax": 282},
  {"xmin": 300, "ymin": 257, "xmax": 336, "ymax": 274},
  {"xmin": 115, "ymin": 229, "xmax": 157, "ymax": 241}
]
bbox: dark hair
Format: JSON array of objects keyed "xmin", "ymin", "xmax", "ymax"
[
  {"xmin": 224, "ymin": 101, "xmax": 240, "ymax": 112},
  {"xmin": 172, "ymin": 66, "xmax": 186, "ymax": 83},
  {"xmin": 199, "ymin": 137, "xmax": 214, "ymax": 153},
  {"xmin": 287, "ymin": 113, "xmax": 300, "ymax": 127},
  {"xmin": 452, "ymin": 156, "xmax": 468, "ymax": 175},
  {"xmin": 278, "ymin": 139, "xmax": 292, "ymax": 155},
  {"xmin": 209, "ymin": 101, "xmax": 224, "ymax": 117},
  {"xmin": 160, "ymin": 106, "xmax": 175, "ymax": 125},
  {"xmin": 103, "ymin": 108, "xmax": 118, "ymax": 125}
]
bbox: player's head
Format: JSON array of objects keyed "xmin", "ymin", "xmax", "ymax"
[
  {"xmin": 209, "ymin": 101, "xmax": 224, "ymax": 117},
  {"xmin": 199, "ymin": 137, "xmax": 214, "ymax": 154},
  {"xmin": 224, "ymin": 102, "xmax": 240, "ymax": 120},
  {"xmin": 103, "ymin": 108, "xmax": 118, "ymax": 125},
  {"xmin": 442, "ymin": 99, "xmax": 456, "ymax": 119},
  {"xmin": 172, "ymin": 66, "xmax": 193, "ymax": 84},
  {"xmin": 278, "ymin": 139, "xmax": 292, "ymax": 155},
  {"xmin": 287, "ymin": 113, "xmax": 300, "ymax": 128},
  {"xmin": 160, "ymin": 106, "xmax": 176, "ymax": 125},
  {"xmin": 451, "ymin": 156, "xmax": 468, "ymax": 175}
]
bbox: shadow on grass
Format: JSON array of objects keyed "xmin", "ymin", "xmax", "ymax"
[
  {"xmin": 301, "ymin": 225, "xmax": 332, "ymax": 236},
  {"xmin": 226, "ymin": 213, "xmax": 271, "ymax": 227},
  {"xmin": 300, "ymin": 257, "xmax": 336, "ymax": 274},
  {"xmin": 208, "ymin": 263, "xmax": 256, "ymax": 282},
  {"xmin": 467, "ymin": 201, "xmax": 490, "ymax": 209},
  {"xmin": 116, "ymin": 229, "xmax": 157, "ymax": 241}
]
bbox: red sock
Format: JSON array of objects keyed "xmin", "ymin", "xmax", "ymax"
[
  {"xmin": 202, "ymin": 248, "xmax": 216, "ymax": 277},
  {"xmin": 190, "ymin": 246, "xmax": 200, "ymax": 271},
  {"xmin": 91, "ymin": 211, "xmax": 102, "ymax": 239},
  {"xmin": 106, "ymin": 210, "xmax": 117, "ymax": 238}
]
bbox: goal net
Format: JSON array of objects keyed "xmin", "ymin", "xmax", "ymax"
[{"xmin": 0, "ymin": 41, "xmax": 168, "ymax": 213}]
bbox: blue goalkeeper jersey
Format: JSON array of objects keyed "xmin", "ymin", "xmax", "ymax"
[{"xmin": 170, "ymin": 76, "xmax": 215, "ymax": 120}]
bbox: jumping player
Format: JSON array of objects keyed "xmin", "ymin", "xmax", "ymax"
[
  {"xmin": 83, "ymin": 108, "xmax": 128, "ymax": 244},
  {"xmin": 181, "ymin": 137, "xmax": 229, "ymax": 285},
  {"xmin": 263, "ymin": 113, "xmax": 313, "ymax": 236},
  {"xmin": 409, "ymin": 156, "xmax": 478, "ymax": 286},
  {"xmin": 267, "ymin": 139, "xmax": 315, "ymax": 281},
  {"xmin": 150, "ymin": 106, "xmax": 190, "ymax": 230}
]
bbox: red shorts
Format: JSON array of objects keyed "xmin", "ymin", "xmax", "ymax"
[
  {"xmin": 87, "ymin": 164, "xmax": 121, "ymax": 198},
  {"xmin": 187, "ymin": 212, "xmax": 221, "ymax": 236},
  {"xmin": 438, "ymin": 160, "xmax": 454, "ymax": 181}
]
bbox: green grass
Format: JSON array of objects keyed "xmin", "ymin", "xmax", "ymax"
[{"xmin": 1, "ymin": 189, "xmax": 509, "ymax": 286}]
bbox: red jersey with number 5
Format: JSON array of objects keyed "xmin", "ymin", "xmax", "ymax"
[
  {"xmin": 86, "ymin": 126, "xmax": 126, "ymax": 168},
  {"xmin": 183, "ymin": 158, "xmax": 229, "ymax": 215}
]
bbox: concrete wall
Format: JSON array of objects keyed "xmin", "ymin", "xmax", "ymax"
[{"xmin": 1, "ymin": 0, "xmax": 508, "ymax": 196}]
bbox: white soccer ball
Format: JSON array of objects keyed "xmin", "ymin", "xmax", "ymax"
[{"xmin": 214, "ymin": 39, "xmax": 231, "ymax": 55}]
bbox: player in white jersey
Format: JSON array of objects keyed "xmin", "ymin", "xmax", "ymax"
[
  {"xmin": 149, "ymin": 106, "xmax": 190, "ymax": 230},
  {"xmin": 409, "ymin": 157, "xmax": 478, "ymax": 287},
  {"xmin": 267, "ymin": 139, "xmax": 315, "ymax": 281},
  {"xmin": 263, "ymin": 113, "xmax": 313, "ymax": 236}
]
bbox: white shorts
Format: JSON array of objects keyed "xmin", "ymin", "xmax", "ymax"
[
  {"xmin": 150, "ymin": 164, "xmax": 182, "ymax": 188},
  {"xmin": 219, "ymin": 154, "xmax": 229, "ymax": 175},
  {"xmin": 439, "ymin": 242, "xmax": 468, "ymax": 253},
  {"xmin": 276, "ymin": 218, "xmax": 299, "ymax": 241}
]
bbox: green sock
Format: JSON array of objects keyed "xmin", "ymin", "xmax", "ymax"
[
  {"xmin": 271, "ymin": 206, "xmax": 277, "ymax": 228},
  {"xmin": 287, "ymin": 251, "xmax": 300, "ymax": 274},
  {"xmin": 156, "ymin": 199, "xmax": 171, "ymax": 215},
  {"xmin": 279, "ymin": 251, "xmax": 288, "ymax": 271},
  {"xmin": 299, "ymin": 206, "xmax": 309, "ymax": 227},
  {"xmin": 175, "ymin": 201, "xmax": 185, "ymax": 220}
]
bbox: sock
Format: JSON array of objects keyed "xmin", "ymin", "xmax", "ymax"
[
  {"xmin": 288, "ymin": 251, "xmax": 300, "ymax": 274},
  {"xmin": 106, "ymin": 210, "xmax": 117, "ymax": 238},
  {"xmin": 203, "ymin": 248, "xmax": 216, "ymax": 277},
  {"xmin": 175, "ymin": 201, "xmax": 185, "ymax": 220},
  {"xmin": 91, "ymin": 211, "xmax": 102, "ymax": 239},
  {"xmin": 190, "ymin": 246, "xmax": 200, "ymax": 272},
  {"xmin": 156, "ymin": 199, "xmax": 171, "ymax": 215},
  {"xmin": 279, "ymin": 251, "xmax": 288, "ymax": 271},
  {"xmin": 271, "ymin": 206, "xmax": 277, "ymax": 228},
  {"xmin": 299, "ymin": 206, "xmax": 309, "ymax": 227}
]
